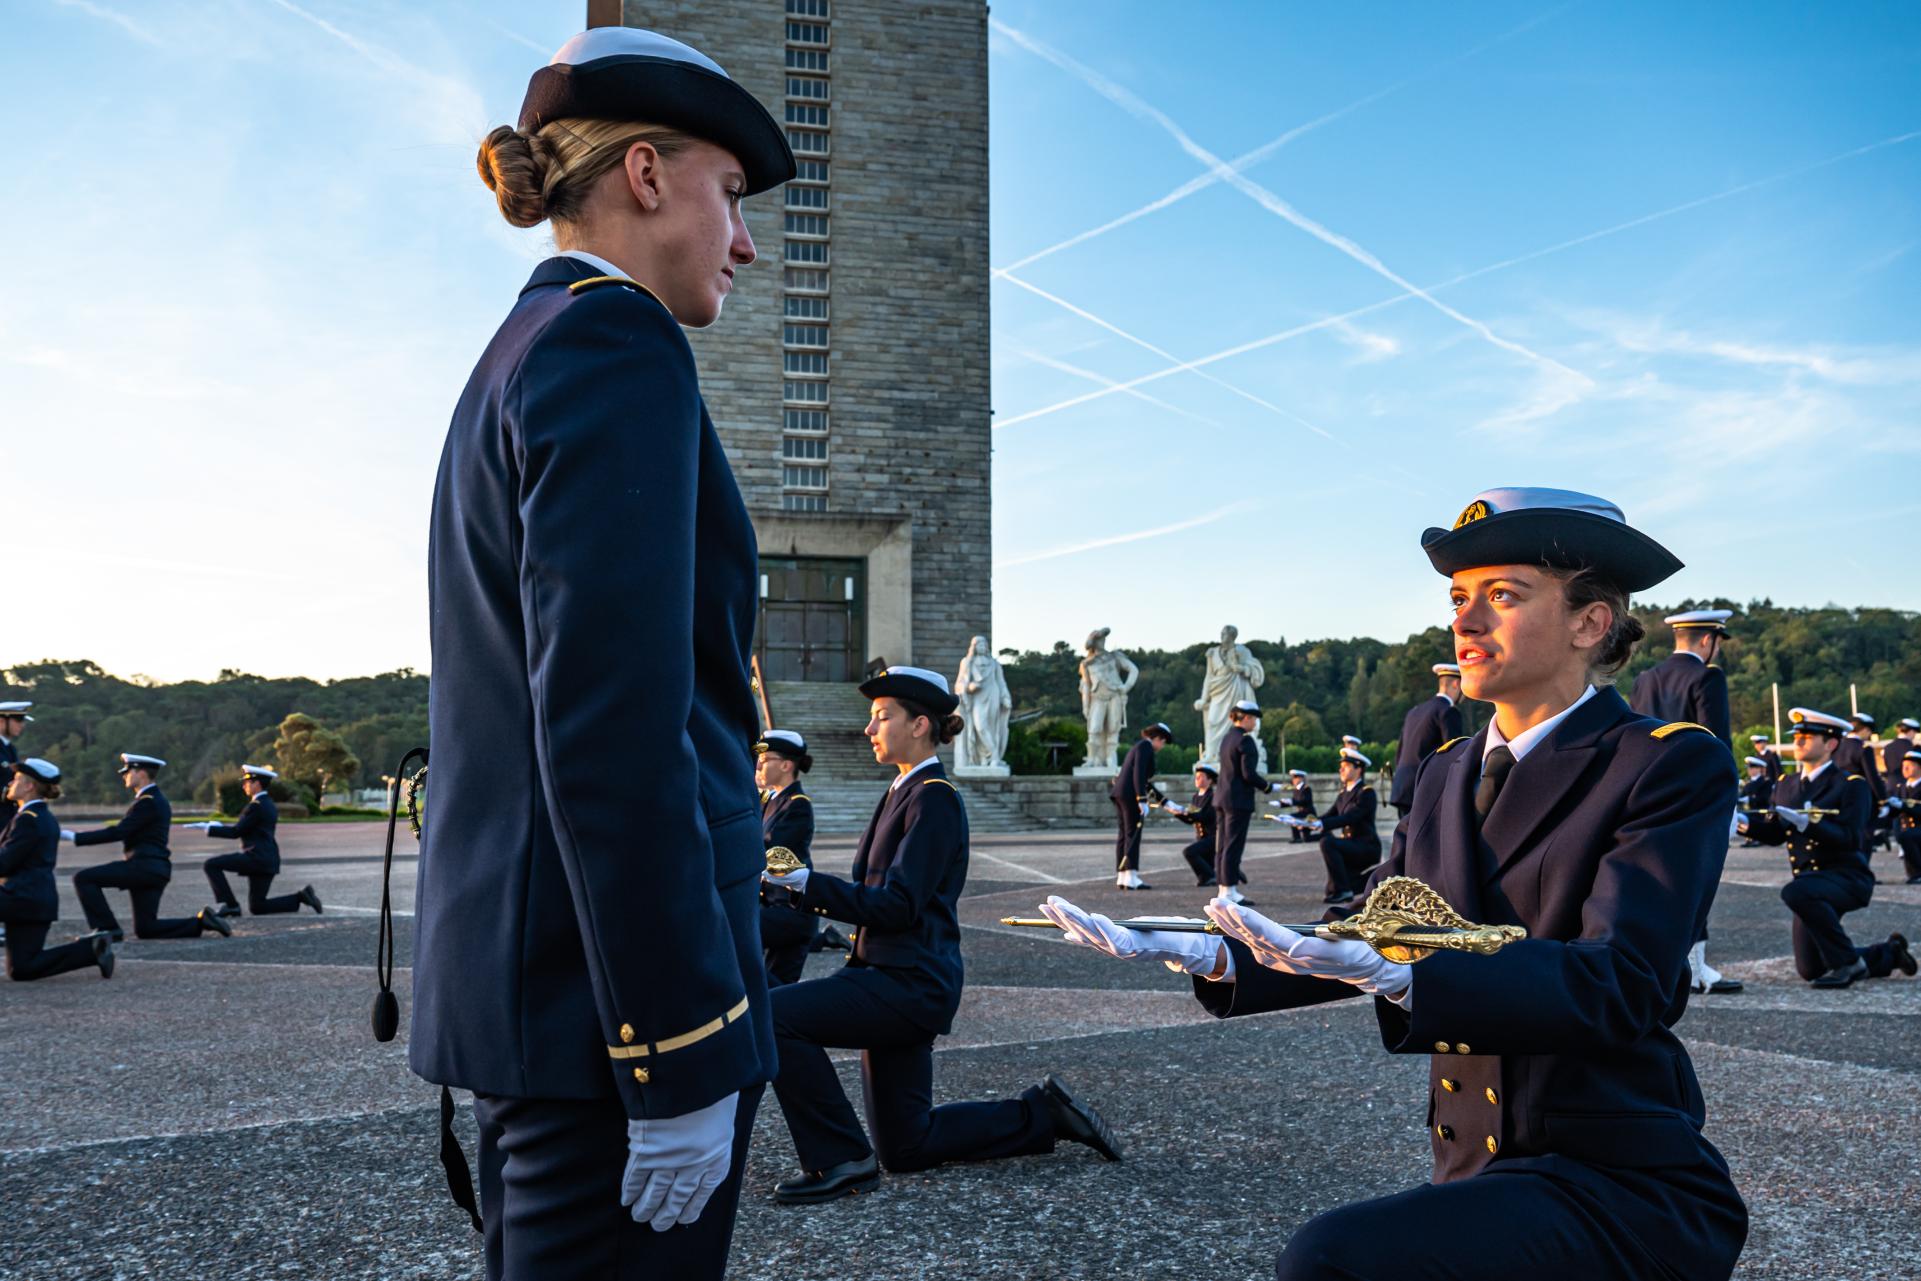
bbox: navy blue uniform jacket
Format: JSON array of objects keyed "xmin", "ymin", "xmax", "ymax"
[
  {"xmin": 1744, "ymin": 764, "xmax": 1872, "ymax": 876},
  {"xmin": 759, "ymin": 783, "xmax": 817, "ymax": 950},
  {"xmin": 0, "ymin": 800, "xmax": 60, "ymax": 922},
  {"xmin": 1192, "ymin": 689, "xmax": 1743, "ymax": 1271},
  {"xmin": 798, "ymin": 762, "xmax": 969, "ymax": 1034},
  {"xmin": 1628, "ymin": 653, "xmax": 1730, "ymax": 749},
  {"xmin": 1212, "ymin": 726, "xmax": 1274, "ymax": 813},
  {"xmin": 1177, "ymin": 789, "xmax": 1218, "ymax": 841},
  {"xmin": 412, "ymin": 256, "xmax": 774, "ymax": 1121},
  {"xmin": 208, "ymin": 793, "xmax": 280, "ymax": 871},
  {"xmin": 73, "ymin": 787, "xmax": 171, "ymax": 863},
  {"xmin": 1318, "ymin": 782, "xmax": 1381, "ymax": 854},
  {"xmin": 1390, "ymin": 695, "xmax": 1464, "ymax": 808},
  {"xmin": 1110, "ymin": 739, "xmax": 1157, "ymax": 804},
  {"xmin": 1834, "ymin": 736, "xmax": 1885, "ymax": 804}
]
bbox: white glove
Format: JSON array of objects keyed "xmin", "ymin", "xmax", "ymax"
[
  {"xmin": 1266, "ymin": 797, "xmax": 1282, "ymax": 808},
  {"xmin": 1037, "ymin": 895, "xmax": 1225, "ymax": 976},
  {"xmin": 189, "ymin": 821, "xmax": 216, "ymax": 831},
  {"xmin": 1162, "ymin": 801, "xmax": 1187, "ymax": 816},
  {"xmin": 1774, "ymin": 805, "xmax": 1810, "ymax": 833},
  {"xmin": 761, "ymin": 867, "xmax": 809, "ymax": 893},
  {"xmin": 621, "ymin": 1092, "xmax": 738, "ymax": 1231},
  {"xmin": 1735, "ymin": 814, "xmax": 1749, "ymax": 834},
  {"xmin": 60, "ymin": 829, "xmax": 76, "ymax": 842},
  {"xmin": 1204, "ymin": 899, "xmax": 1412, "ymax": 1008}
]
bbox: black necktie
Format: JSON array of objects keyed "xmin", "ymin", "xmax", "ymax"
[{"xmin": 1476, "ymin": 746, "xmax": 1517, "ymax": 825}]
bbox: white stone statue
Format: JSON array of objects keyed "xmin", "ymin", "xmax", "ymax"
[
  {"xmin": 1076, "ymin": 627, "xmax": 1140, "ymax": 774},
  {"xmin": 1196, "ymin": 624, "xmax": 1266, "ymax": 767},
  {"xmin": 953, "ymin": 634, "xmax": 1012, "ymax": 776}
]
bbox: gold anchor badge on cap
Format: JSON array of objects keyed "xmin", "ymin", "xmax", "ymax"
[{"xmin": 1453, "ymin": 499, "xmax": 1490, "ymax": 528}]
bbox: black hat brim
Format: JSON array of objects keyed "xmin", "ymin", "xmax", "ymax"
[
  {"xmin": 858, "ymin": 673, "xmax": 959, "ymax": 717},
  {"xmin": 519, "ymin": 56, "xmax": 796, "ymax": 196},
  {"xmin": 756, "ymin": 741, "xmax": 808, "ymax": 760},
  {"xmin": 1420, "ymin": 509, "xmax": 1682, "ymax": 592}
]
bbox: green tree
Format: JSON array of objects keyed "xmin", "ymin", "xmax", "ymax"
[{"xmin": 271, "ymin": 713, "xmax": 361, "ymax": 806}]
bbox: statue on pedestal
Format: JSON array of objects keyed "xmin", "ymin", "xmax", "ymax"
[
  {"xmin": 1077, "ymin": 627, "xmax": 1139, "ymax": 774},
  {"xmin": 1196, "ymin": 624, "xmax": 1265, "ymax": 767},
  {"xmin": 953, "ymin": 634, "xmax": 1012, "ymax": 776}
]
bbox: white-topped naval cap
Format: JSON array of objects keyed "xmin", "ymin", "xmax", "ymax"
[
  {"xmin": 1664, "ymin": 608, "xmax": 1733, "ymax": 629},
  {"xmin": 118, "ymin": 752, "xmax": 166, "ymax": 772},
  {"xmin": 549, "ymin": 26, "xmax": 727, "ymax": 76},
  {"xmin": 1906, "ymin": 749, "xmax": 1921, "ymax": 763},
  {"xmin": 1749, "ymin": 733, "xmax": 1770, "ymax": 742},
  {"xmin": 1900, "ymin": 718, "xmax": 1920, "ymax": 731},
  {"xmin": 1787, "ymin": 708, "xmax": 1850, "ymax": 736},
  {"xmin": 1232, "ymin": 699, "xmax": 1260, "ymax": 715},
  {"xmin": 1341, "ymin": 735, "xmax": 1363, "ymax": 747},
  {"xmin": 1744, "ymin": 756, "xmax": 1767, "ymax": 768},
  {"xmin": 859, "ymin": 665, "xmax": 959, "ymax": 715},
  {"xmin": 0, "ymin": 701, "xmax": 32, "ymax": 720},
  {"xmin": 1288, "ymin": 768, "xmax": 1308, "ymax": 778},
  {"xmin": 1851, "ymin": 712, "xmax": 1876, "ymax": 727},
  {"xmin": 759, "ymin": 729, "xmax": 806, "ymax": 751},
  {"xmin": 15, "ymin": 757, "xmax": 60, "ymax": 783},
  {"xmin": 1431, "ymin": 663, "xmax": 1461, "ymax": 677},
  {"xmin": 1339, "ymin": 747, "xmax": 1373, "ymax": 768},
  {"xmin": 240, "ymin": 764, "xmax": 279, "ymax": 780}
]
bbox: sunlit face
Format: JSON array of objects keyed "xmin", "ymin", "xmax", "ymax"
[
  {"xmin": 866, "ymin": 698, "xmax": 931, "ymax": 766},
  {"xmin": 631, "ymin": 139, "xmax": 756, "ymax": 329},
  {"xmin": 1792, "ymin": 730, "xmax": 1833, "ymax": 767},
  {"xmin": 5, "ymin": 771, "xmax": 37, "ymax": 803},
  {"xmin": 242, "ymin": 776, "xmax": 266, "ymax": 797},
  {"xmin": 1902, "ymin": 759, "xmax": 1919, "ymax": 781},
  {"xmin": 1449, "ymin": 565, "xmax": 1606, "ymax": 704},
  {"xmin": 1338, "ymin": 760, "xmax": 1362, "ymax": 786},
  {"xmin": 1747, "ymin": 765, "xmax": 1764, "ymax": 779},
  {"xmin": 756, "ymin": 752, "xmax": 796, "ymax": 792}
]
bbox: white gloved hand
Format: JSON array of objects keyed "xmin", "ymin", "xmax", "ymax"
[
  {"xmin": 1735, "ymin": 814, "xmax": 1749, "ymax": 834},
  {"xmin": 1037, "ymin": 895, "xmax": 1225, "ymax": 976},
  {"xmin": 1774, "ymin": 805, "xmax": 1810, "ymax": 833},
  {"xmin": 1266, "ymin": 797, "xmax": 1282, "ymax": 808},
  {"xmin": 1162, "ymin": 801, "xmax": 1187, "ymax": 816},
  {"xmin": 761, "ymin": 867, "xmax": 809, "ymax": 893},
  {"xmin": 60, "ymin": 829, "xmax": 76, "ymax": 842},
  {"xmin": 621, "ymin": 1092, "xmax": 738, "ymax": 1231},
  {"xmin": 1205, "ymin": 899, "xmax": 1412, "ymax": 1008}
]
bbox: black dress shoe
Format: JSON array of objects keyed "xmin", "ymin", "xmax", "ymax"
[
  {"xmin": 1324, "ymin": 891, "xmax": 1355, "ymax": 906},
  {"xmin": 1706, "ymin": 977, "xmax": 1744, "ymax": 993},
  {"xmin": 98, "ymin": 930, "xmax": 124, "ymax": 944},
  {"xmin": 1811, "ymin": 958, "xmax": 1868, "ymax": 988},
  {"xmin": 816, "ymin": 925, "xmax": 850, "ymax": 951},
  {"xmin": 1889, "ymin": 933, "xmax": 1917, "ymax": 978},
  {"xmin": 91, "ymin": 932, "xmax": 116, "ymax": 980},
  {"xmin": 773, "ymin": 1153, "xmax": 880, "ymax": 1205},
  {"xmin": 198, "ymin": 907, "xmax": 234, "ymax": 938},
  {"xmin": 1039, "ymin": 1073, "xmax": 1122, "ymax": 1162},
  {"xmin": 299, "ymin": 885, "xmax": 324, "ymax": 914},
  {"xmin": 215, "ymin": 904, "xmax": 242, "ymax": 918}
]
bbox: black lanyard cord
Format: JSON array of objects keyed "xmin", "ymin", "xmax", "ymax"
[{"xmin": 372, "ymin": 746, "xmax": 428, "ymax": 1043}]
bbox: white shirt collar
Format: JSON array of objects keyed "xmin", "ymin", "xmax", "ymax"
[
  {"xmin": 1803, "ymin": 758, "xmax": 1833, "ymax": 781},
  {"xmin": 137, "ymin": 783, "xmax": 156, "ymax": 796},
  {"xmin": 1676, "ymin": 650, "xmax": 1705, "ymax": 664},
  {"xmin": 560, "ymin": 249, "xmax": 626, "ymax": 279},
  {"xmin": 22, "ymin": 798, "xmax": 47, "ymax": 809},
  {"xmin": 890, "ymin": 756, "xmax": 941, "ymax": 791},
  {"xmin": 1483, "ymin": 685, "xmax": 1598, "ymax": 770}
]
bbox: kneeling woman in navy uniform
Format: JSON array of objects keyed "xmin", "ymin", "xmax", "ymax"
[
  {"xmin": 761, "ymin": 666, "xmax": 1123, "ymax": 1203},
  {"xmin": 2, "ymin": 758, "xmax": 115, "ymax": 981},
  {"xmin": 1044, "ymin": 488, "xmax": 1748, "ymax": 1280}
]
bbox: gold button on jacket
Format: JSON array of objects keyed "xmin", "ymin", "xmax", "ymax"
[
  {"xmin": 1436, "ymin": 1125, "xmax": 1454, "ymax": 1141},
  {"xmin": 1440, "ymin": 1079, "xmax": 1458, "ymax": 1093},
  {"xmin": 632, "ymin": 1067, "xmax": 650, "ymax": 1084},
  {"xmin": 1434, "ymin": 1041, "xmax": 1451, "ymax": 1054},
  {"xmin": 1485, "ymin": 1087, "xmax": 1499, "ymax": 1105}
]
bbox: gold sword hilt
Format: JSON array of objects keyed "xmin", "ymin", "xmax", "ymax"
[{"xmin": 765, "ymin": 846, "xmax": 805, "ymax": 875}]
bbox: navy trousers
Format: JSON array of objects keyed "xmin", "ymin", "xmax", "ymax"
[
  {"xmin": 760, "ymin": 903, "xmax": 815, "ymax": 988},
  {"xmin": 1181, "ymin": 836, "xmax": 1215, "ymax": 885},
  {"xmin": 72, "ymin": 860, "xmax": 205, "ymax": 938},
  {"xmin": 1214, "ymin": 810, "xmax": 1251, "ymax": 887},
  {"xmin": 0, "ymin": 911, "xmax": 98, "ymax": 981},
  {"xmin": 1780, "ymin": 868, "xmax": 1874, "ymax": 977},
  {"xmin": 1898, "ymin": 831, "xmax": 1921, "ymax": 882},
  {"xmin": 204, "ymin": 852, "xmax": 304, "ymax": 914},
  {"xmin": 1318, "ymin": 836, "xmax": 1378, "ymax": 899},
  {"xmin": 1111, "ymin": 797, "xmax": 1143, "ymax": 873},
  {"xmin": 769, "ymin": 968, "xmax": 1053, "ymax": 1173},
  {"xmin": 472, "ymin": 1084, "xmax": 763, "ymax": 1281}
]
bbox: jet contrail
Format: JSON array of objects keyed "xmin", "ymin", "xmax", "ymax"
[
  {"xmin": 990, "ymin": 18, "xmax": 1589, "ymax": 386},
  {"xmin": 1012, "ymin": 348, "xmax": 1221, "ymax": 427},
  {"xmin": 993, "ymin": 126, "xmax": 1921, "ymax": 432},
  {"xmin": 995, "ymin": 501, "xmax": 1258, "ymax": 569}
]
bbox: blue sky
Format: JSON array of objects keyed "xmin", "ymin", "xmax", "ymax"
[{"xmin": 5, "ymin": 1, "xmax": 1918, "ymax": 681}]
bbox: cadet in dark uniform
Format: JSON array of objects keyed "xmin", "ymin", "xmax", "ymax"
[
  {"xmin": 755, "ymin": 730, "xmax": 816, "ymax": 987},
  {"xmin": 1885, "ymin": 718, "xmax": 1919, "ymax": 782},
  {"xmin": 1161, "ymin": 763, "xmax": 1219, "ymax": 885},
  {"xmin": 194, "ymin": 765, "xmax": 318, "ymax": 917},
  {"xmin": 1738, "ymin": 756, "xmax": 1773, "ymax": 846},
  {"xmin": 1315, "ymin": 747, "xmax": 1382, "ymax": 905},
  {"xmin": 760, "ymin": 667, "xmax": 1121, "ymax": 1204},
  {"xmin": 1390, "ymin": 663, "xmax": 1465, "ymax": 817},
  {"xmin": 69, "ymin": 754, "xmax": 230, "ymax": 942},
  {"xmin": 2, "ymin": 758, "xmax": 115, "ymax": 980},
  {"xmin": 1871, "ymin": 717, "xmax": 1915, "ymax": 853},
  {"xmin": 1628, "ymin": 609, "xmax": 1732, "ymax": 750},
  {"xmin": 1284, "ymin": 768, "xmax": 1314, "ymax": 842},
  {"xmin": 1043, "ymin": 486, "xmax": 1751, "ymax": 1281},
  {"xmin": 1740, "ymin": 709, "xmax": 1916, "ymax": 985},
  {"xmin": 1213, "ymin": 700, "xmax": 1282, "ymax": 904},
  {"xmin": 0, "ymin": 700, "xmax": 32, "ymax": 825},
  {"xmin": 411, "ymin": 27, "xmax": 794, "ymax": 1278},
  {"xmin": 1111, "ymin": 722, "xmax": 1171, "ymax": 891},
  {"xmin": 1749, "ymin": 733, "xmax": 1783, "ymax": 781},
  {"xmin": 1892, "ymin": 750, "xmax": 1921, "ymax": 884},
  {"xmin": 1838, "ymin": 712, "xmax": 1887, "ymax": 819}
]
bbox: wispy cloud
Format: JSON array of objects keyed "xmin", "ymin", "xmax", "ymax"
[
  {"xmin": 1328, "ymin": 319, "xmax": 1401, "ymax": 363},
  {"xmin": 1596, "ymin": 318, "xmax": 1921, "ymax": 385},
  {"xmin": 53, "ymin": 0, "xmax": 163, "ymax": 46},
  {"xmin": 257, "ymin": 0, "xmax": 485, "ymax": 145},
  {"xmin": 996, "ymin": 501, "xmax": 1259, "ymax": 569}
]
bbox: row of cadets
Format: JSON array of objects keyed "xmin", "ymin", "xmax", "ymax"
[
  {"xmin": 754, "ymin": 730, "xmax": 816, "ymax": 986},
  {"xmin": 1866, "ymin": 714, "xmax": 1917, "ymax": 853},
  {"xmin": 1212, "ymin": 699, "xmax": 1283, "ymax": 905},
  {"xmin": 1039, "ymin": 486, "xmax": 1753, "ymax": 1280},
  {"xmin": 2, "ymin": 757, "xmax": 117, "ymax": 980},
  {"xmin": 1314, "ymin": 747, "xmax": 1381, "ymax": 906},
  {"xmin": 1631, "ymin": 608, "xmax": 1741, "ymax": 992},
  {"xmin": 185, "ymin": 765, "xmax": 321, "ymax": 918},
  {"xmin": 67, "ymin": 754, "xmax": 232, "ymax": 942},
  {"xmin": 1737, "ymin": 708, "xmax": 1915, "ymax": 986},
  {"xmin": 1389, "ymin": 663, "xmax": 1465, "ymax": 818},
  {"xmin": 1110, "ymin": 721, "xmax": 1172, "ymax": 891},
  {"xmin": 1892, "ymin": 747, "xmax": 1921, "ymax": 884},
  {"xmin": 758, "ymin": 666, "xmax": 1121, "ymax": 1203},
  {"xmin": 1160, "ymin": 762, "xmax": 1220, "ymax": 886}
]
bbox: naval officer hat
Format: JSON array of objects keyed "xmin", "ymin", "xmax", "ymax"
[
  {"xmin": 1743, "ymin": 755, "xmax": 1767, "ymax": 769},
  {"xmin": 1144, "ymin": 722, "xmax": 1173, "ymax": 741},
  {"xmin": 1288, "ymin": 768, "xmax": 1308, "ymax": 780},
  {"xmin": 519, "ymin": 28, "xmax": 795, "ymax": 196},
  {"xmin": 1231, "ymin": 699, "xmax": 1261, "ymax": 717},
  {"xmin": 1900, "ymin": 718, "xmax": 1920, "ymax": 732},
  {"xmin": 1339, "ymin": 747, "xmax": 1373, "ymax": 769},
  {"xmin": 1431, "ymin": 663, "xmax": 1461, "ymax": 677},
  {"xmin": 0, "ymin": 701, "xmax": 32, "ymax": 721},
  {"xmin": 1664, "ymin": 608, "xmax": 1732, "ymax": 635},
  {"xmin": 1341, "ymin": 734, "xmax": 1363, "ymax": 749},
  {"xmin": 1194, "ymin": 762, "xmax": 1220, "ymax": 778},
  {"xmin": 117, "ymin": 752, "xmax": 166, "ymax": 774},
  {"xmin": 859, "ymin": 666, "xmax": 959, "ymax": 717},
  {"xmin": 1851, "ymin": 712, "xmax": 1876, "ymax": 729},
  {"xmin": 1787, "ymin": 708, "xmax": 1850, "ymax": 739},
  {"xmin": 1905, "ymin": 749, "xmax": 1921, "ymax": 764},
  {"xmin": 14, "ymin": 757, "xmax": 60, "ymax": 784},
  {"xmin": 1749, "ymin": 733, "xmax": 1770, "ymax": 743},
  {"xmin": 754, "ymin": 729, "xmax": 809, "ymax": 760},
  {"xmin": 240, "ymin": 764, "xmax": 279, "ymax": 781},
  {"xmin": 1421, "ymin": 487, "xmax": 1683, "ymax": 592}
]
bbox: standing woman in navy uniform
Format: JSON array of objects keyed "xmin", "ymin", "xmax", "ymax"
[
  {"xmin": 760, "ymin": 667, "xmax": 1122, "ymax": 1204},
  {"xmin": 2, "ymin": 758, "xmax": 115, "ymax": 980},
  {"xmin": 1110, "ymin": 722, "xmax": 1171, "ymax": 890},
  {"xmin": 1213, "ymin": 700, "xmax": 1282, "ymax": 903},
  {"xmin": 1043, "ymin": 488, "xmax": 1750, "ymax": 1281},
  {"xmin": 69, "ymin": 754, "xmax": 231, "ymax": 941},
  {"xmin": 756, "ymin": 730, "xmax": 817, "ymax": 986},
  {"xmin": 410, "ymin": 27, "xmax": 791, "ymax": 1280}
]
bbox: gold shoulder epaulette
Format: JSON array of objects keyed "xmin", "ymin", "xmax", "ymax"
[
  {"xmin": 788, "ymin": 794, "xmax": 812, "ymax": 805},
  {"xmin": 568, "ymin": 274, "xmax": 663, "ymax": 305},
  {"xmin": 1848, "ymin": 774, "xmax": 1865, "ymax": 782},
  {"xmin": 921, "ymin": 778, "xmax": 959, "ymax": 792},
  {"xmin": 1434, "ymin": 737, "xmax": 1469, "ymax": 754},
  {"xmin": 1651, "ymin": 722, "xmax": 1713, "ymax": 739}
]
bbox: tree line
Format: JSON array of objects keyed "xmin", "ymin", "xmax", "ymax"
[{"xmin": 5, "ymin": 600, "xmax": 1914, "ymax": 801}]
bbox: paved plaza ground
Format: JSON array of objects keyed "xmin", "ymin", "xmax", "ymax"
[{"xmin": 3, "ymin": 818, "xmax": 1917, "ymax": 1280}]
